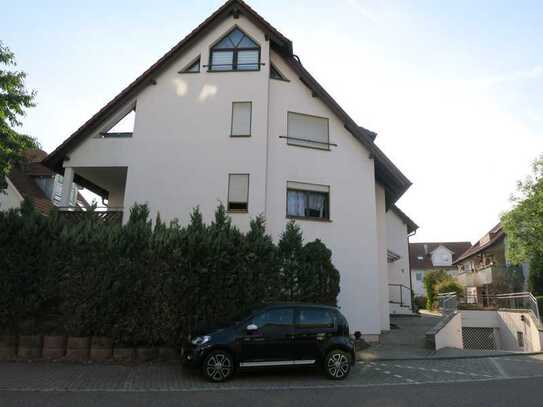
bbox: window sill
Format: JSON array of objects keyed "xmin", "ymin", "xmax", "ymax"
[
  {"xmin": 207, "ymin": 69, "xmax": 261, "ymax": 73},
  {"xmin": 286, "ymin": 215, "xmax": 332, "ymax": 223},
  {"xmin": 287, "ymin": 142, "xmax": 331, "ymax": 151},
  {"xmin": 227, "ymin": 209, "xmax": 249, "ymax": 214},
  {"xmin": 230, "ymin": 134, "xmax": 252, "ymax": 138}
]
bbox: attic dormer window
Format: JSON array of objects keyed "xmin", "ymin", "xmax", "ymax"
[{"xmin": 209, "ymin": 27, "xmax": 260, "ymax": 71}]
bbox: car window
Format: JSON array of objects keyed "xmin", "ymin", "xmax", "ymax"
[
  {"xmin": 297, "ymin": 308, "xmax": 334, "ymax": 329},
  {"xmin": 250, "ymin": 308, "xmax": 293, "ymax": 330}
]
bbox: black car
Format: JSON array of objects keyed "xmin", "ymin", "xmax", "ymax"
[{"xmin": 181, "ymin": 303, "xmax": 355, "ymax": 382}]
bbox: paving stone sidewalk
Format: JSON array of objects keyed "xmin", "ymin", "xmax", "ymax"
[{"xmin": 2, "ymin": 354, "xmax": 543, "ymax": 391}]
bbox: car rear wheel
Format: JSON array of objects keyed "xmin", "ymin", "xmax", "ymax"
[
  {"xmin": 324, "ymin": 349, "xmax": 351, "ymax": 380},
  {"xmin": 203, "ymin": 350, "xmax": 234, "ymax": 382}
]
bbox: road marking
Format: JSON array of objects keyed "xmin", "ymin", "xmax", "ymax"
[
  {"xmin": 490, "ymin": 358, "xmax": 510, "ymax": 378},
  {"xmin": 2, "ymin": 375, "xmax": 543, "ymax": 393}
]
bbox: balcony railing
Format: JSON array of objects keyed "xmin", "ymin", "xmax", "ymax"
[
  {"xmin": 57, "ymin": 207, "xmax": 123, "ymax": 225},
  {"xmin": 456, "ymin": 265, "xmax": 494, "ymax": 287},
  {"xmin": 437, "ymin": 291, "xmax": 540, "ymax": 322}
]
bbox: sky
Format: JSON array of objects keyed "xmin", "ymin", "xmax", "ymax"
[{"xmin": 3, "ymin": 0, "xmax": 543, "ymax": 243}]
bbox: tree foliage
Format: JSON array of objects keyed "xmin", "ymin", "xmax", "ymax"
[
  {"xmin": 423, "ymin": 270, "xmax": 462, "ymax": 310},
  {"xmin": 0, "ymin": 41, "xmax": 39, "ymax": 189},
  {"xmin": 501, "ymin": 155, "xmax": 543, "ymax": 294},
  {"xmin": 501, "ymin": 155, "xmax": 543, "ymax": 264},
  {"xmin": 0, "ymin": 201, "xmax": 341, "ymax": 345}
]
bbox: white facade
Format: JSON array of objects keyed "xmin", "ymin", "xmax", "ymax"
[
  {"xmin": 386, "ymin": 209, "xmax": 413, "ymax": 314},
  {"xmin": 45, "ymin": 2, "xmax": 412, "ymax": 339},
  {"xmin": 0, "ymin": 178, "xmax": 24, "ymax": 211}
]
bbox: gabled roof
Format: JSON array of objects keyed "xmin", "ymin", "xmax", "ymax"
[
  {"xmin": 390, "ymin": 204, "xmax": 418, "ymax": 234},
  {"xmin": 43, "ymin": 0, "xmax": 411, "ymax": 202},
  {"xmin": 409, "ymin": 241, "xmax": 472, "ymax": 270},
  {"xmin": 8, "ymin": 167, "xmax": 55, "ymax": 215},
  {"xmin": 453, "ymin": 223, "xmax": 504, "ymax": 265}
]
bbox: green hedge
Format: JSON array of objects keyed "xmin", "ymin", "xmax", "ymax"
[{"xmin": 0, "ymin": 200, "xmax": 340, "ymax": 346}]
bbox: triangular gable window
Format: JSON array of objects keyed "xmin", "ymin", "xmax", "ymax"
[
  {"xmin": 180, "ymin": 57, "xmax": 200, "ymax": 73},
  {"xmin": 209, "ymin": 27, "xmax": 260, "ymax": 71},
  {"xmin": 270, "ymin": 64, "xmax": 288, "ymax": 81},
  {"xmin": 100, "ymin": 108, "xmax": 135, "ymax": 138}
]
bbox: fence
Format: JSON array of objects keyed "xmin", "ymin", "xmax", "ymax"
[{"xmin": 437, "ymin": 291, "xmax": 541, "ymax": 322}]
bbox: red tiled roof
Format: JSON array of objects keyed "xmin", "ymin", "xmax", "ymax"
[
  {"xmin": 22, "ymin": 149, "xmax": 53, "ymax": 177},
  {"xmin": 7, "ymin": 166, "xmax": 55, "ymax": 215},
  {"xmin": 409, "ymin": 242, "xmax": 472, "ymax": 270},
  {"xmin": 453, "ymin": 223, "xmax": 504, "ymax": 264}
]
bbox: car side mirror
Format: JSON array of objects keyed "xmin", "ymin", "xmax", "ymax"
[{"xmin": 246, "ymin": 324, "xmax": 258, "ymax": 332}]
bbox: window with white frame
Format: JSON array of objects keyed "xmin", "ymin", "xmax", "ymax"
[
  {"xmin": 228, "ymin": 174, "xmax": 249, "ymax": 212},
  {"xmin": 231, "ymin": 102, "xmax": 252, "ymax": 136},
  {"xmin": 286, "ymin": 112, "xmax": 330, "ymax": 150},
  {"xmin": 416, "ymin": 272, "xmax": 423, "ymax": 281},
  {"xmin": 286, "ymin": 181, "xmax": 329, "ymax": 220}
]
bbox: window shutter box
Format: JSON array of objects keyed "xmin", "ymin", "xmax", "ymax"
[
  {"xmin": 287, "ymin": 112, "xmax": 329, "ymax": 149},
  {"xmin": 231, "ymin": 102, "xmax": 251, "ymax": 136},
  {"xmin": 287, "ymin": 181, "xmax": 329, "ymax": 193}
]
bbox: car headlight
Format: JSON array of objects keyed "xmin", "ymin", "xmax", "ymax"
[{"xmin": 191, "ymin": 335, "xmax": 211, "ymax": 346}]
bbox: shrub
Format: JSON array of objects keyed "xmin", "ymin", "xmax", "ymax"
[
  {"xmin": 434, "ymin": 277, "xmax": 463, "ymax": 296},
  {"xmin": 423, "ymin": 270, "xmax": 449, "ymax": 310},
  {"xmin": 0, "ymin": 199, "xmax": 341, "ymax": 346}
]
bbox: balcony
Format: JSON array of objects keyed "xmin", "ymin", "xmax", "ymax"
[
  {"xmin": 58, "ymin": 207, "xmax": 123, "ymax": 225},
  {"xmin": 456, "ymin": 265, "xmax": 494, "ymax": 287}
]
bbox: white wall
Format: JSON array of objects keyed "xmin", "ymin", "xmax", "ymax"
[
  {"xmin": 497, "ymin": 311, "xmax": 541, "ymax": 352},
  {"xmin": 60, "ymin": 15, "xmax": 390, "ymax": 337},
  {"xmin": 375, "ymin": 184, "xmax": 389, "ymax": 330},
  {"xmin": 268, "ymin": 50, "xmax": 383, "ymax": 336},
  {"xmin": 386, "ymin": 209, "xmax": 411, "ymax": 313},
  {"xmin": 435, "ymin": 313, "xmax": 463, "ymax": 350},
  {"xmin": 430, "ymin": 246, "xmax": 453, "ymax": 267},
  {"xmin": 411, "ymin": 269, "xmax": 427, "ymax": 297},
  {"xmin": 0, "ymin": 178, "xmax": 23, "ymax": 211}
]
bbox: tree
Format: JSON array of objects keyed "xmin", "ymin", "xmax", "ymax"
[
  {"xmin": 501, "ymin": 155, "xmax": 543, "ymax": 293},
  {"xmin": 423, "ymin": 269, "xmax": 450, "ymax": 310},
  {"xmin": 0, "ymin": 41, "xmax": 39, "ymax": 189}
]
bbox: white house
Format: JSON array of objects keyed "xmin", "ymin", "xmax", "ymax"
[
  {"xmin": 43, "ymin": 0, "xmax": 413, "ymax": 341},
  {"xmin": 410, "ymin": 242, "xmax": 472, "ymax": 297},
  {"xmin": 387, "ymin": 206, "xmax": 418, "ymax": 314}
]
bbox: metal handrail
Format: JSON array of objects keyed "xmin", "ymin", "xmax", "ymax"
[
  {"xmin": 388, "ymin": 284, "xmax": 412, "ymax": 308},
  {"xmin": 495, "ymin": 292, "xmax": 540, "ymax": 321},
  {"xmin": 437, "ymin": 292, "xmax": 458, "ymax": 314}
]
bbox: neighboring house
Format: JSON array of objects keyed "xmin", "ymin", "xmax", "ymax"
[
  {"xmin": 409, "ymin": 241, "xmax": 472, "ymax": 297},
  {"xmin": 454, "ymin": 223, "xmax": 528, "ymax": 302},
  {"xmin": 42, "ymin": 0, "xmax": 413, "ymax": 340},
  {"xmin": 387, "ymin": 206, "xmax": 418, "ymax": 314},
  {"xmin": 0, "ymin": 149, "xmax": 87, "ymax": 214}
]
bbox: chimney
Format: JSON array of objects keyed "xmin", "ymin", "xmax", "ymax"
[{"xmin": 424, "ymin": 244, "xmax": 428, "ymax": 255}]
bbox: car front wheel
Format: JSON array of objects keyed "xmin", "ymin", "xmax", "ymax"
[
  {"xmin": 203, "ymin": 350, "xmax": 235, "ymax": 382},
  {"xmin": 324, "ymin": 349, "xmax": 352, "ymax": 380}
]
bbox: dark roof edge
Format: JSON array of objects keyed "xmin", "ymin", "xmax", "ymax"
[
  {"xmin": 453, "ymin": 226, "xmax": 505, "ymax": 265},
  {"xmin": 390, "ymin": 204, "xmax": 418, "ymax": 234},
  {"xmin": 282, "ymin": 55, "xmax": 411, "ymax": 201}
]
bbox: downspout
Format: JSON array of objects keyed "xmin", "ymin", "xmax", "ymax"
[
  {"xmin": 408, "ymin": 229, "xmax": 417, "ymax": 312},
  {"xmin": 264, "ymin": 47, "xmax": 271, "ymax": 221}
]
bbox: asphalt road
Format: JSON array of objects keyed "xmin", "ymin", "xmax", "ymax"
[{"xmin": 1, "ymin": 376, "xmax": 542, "ymax": 407}]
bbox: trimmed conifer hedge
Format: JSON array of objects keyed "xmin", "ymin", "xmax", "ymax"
[{"xmin": 0, "ymin": 199, "xmax": 340, "ymax": 346}]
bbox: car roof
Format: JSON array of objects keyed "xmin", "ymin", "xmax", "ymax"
[{"xmin": 261, "ymin": 303, "xmax": 339, "ymax": 311}]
